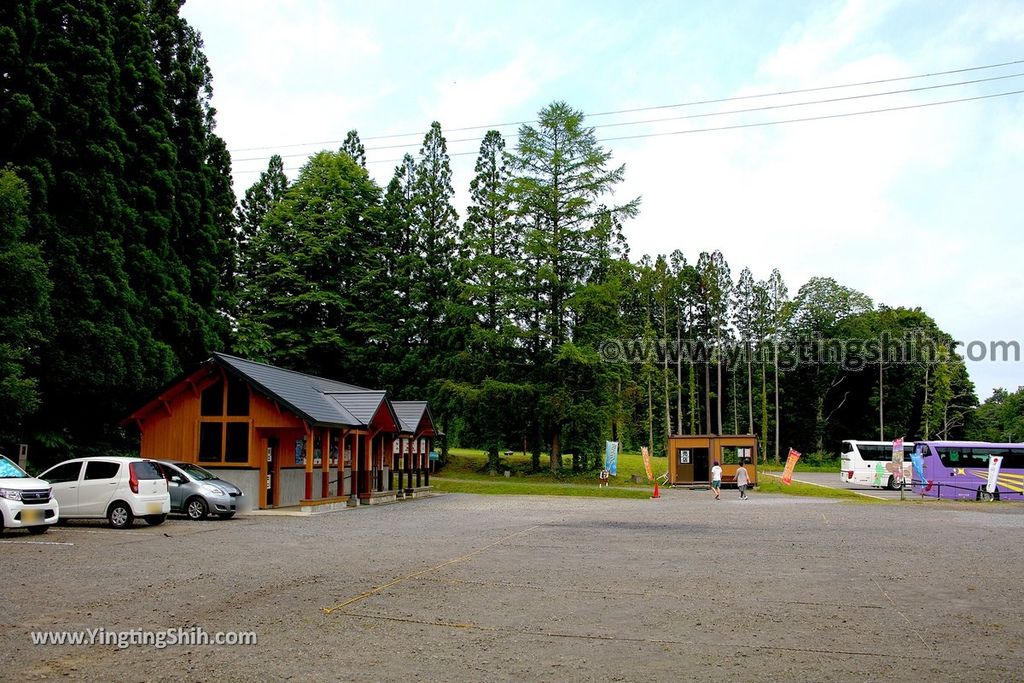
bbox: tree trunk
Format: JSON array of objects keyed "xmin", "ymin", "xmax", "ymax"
[
  {"xmin": 647, "ymin": 376, "xmax": 654, "ymax": 455},
  {"xmin": 760, "ymin": 358, "xmax": 768, "ymax": 453},
  {"xmin": 878, "ymin": 360, "xmax": 885, "ymax": 441},
  {"xmin": 550, "ymin": 429, "xmax": 561, "ymax": 473},
  {"xmin": 747, "ymin": 354, "xmax": 753, "ymax": 434},
  {"xmin": 922, "ymin": 363, "xmax": 930, "ymax": 439},
  {"xmin": 689, "ymin": 364, "xmax": 697, "ymax": 434},
  {"xmin": 704, "ymin": 363, "xmax": 711, "ymax": 434},
  {"xmin": 773, "ymin": 344, "xmax": 780, "ymax": 463},
  {"xmin": 716, "ymin": 353, "xmax": 723, "ymax": 435},
  {"xmin": 676, "ymin": 323, "xmax": 683, "ymax": 434}
]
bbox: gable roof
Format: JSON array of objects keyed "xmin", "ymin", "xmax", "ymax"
[
  {"xmin": 213, "ymin": 353, "xmax": 367, "ymax": 427},
  {"xmin": 391, "ymin": 400, "xmax": 436, "ymax": 436},
  {"xmin": 125, "ymin": 352, "xmax": 431, "ymax": 434}
]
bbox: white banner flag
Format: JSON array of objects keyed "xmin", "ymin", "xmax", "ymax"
[{"xmin": 986, "ymin": 455, "xmax": 1003, "ymax": 494}]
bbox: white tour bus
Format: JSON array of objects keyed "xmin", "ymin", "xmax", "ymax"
[{"xmin": 839, "ymin": 440, "xmax": 915, "ymax": 490}]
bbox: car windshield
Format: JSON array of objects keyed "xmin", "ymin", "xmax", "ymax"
[
  {"xmin": 175, "ymin": 463, "xmax": 217, "ymax": 481},
  {"xmin": 0, "ymin": 455, "xmax": 30, "ymax": 478}
]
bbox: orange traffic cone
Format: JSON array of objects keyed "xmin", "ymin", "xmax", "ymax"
[{"xmin": 651, "ymin": 482, "xmax": 661, "ymax": 499}]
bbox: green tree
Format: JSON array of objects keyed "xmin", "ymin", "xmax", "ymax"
[
  {"xmin": 235, "ymin": 151, "xmax": 384, "ymax": 383},
  {"xmin": 508, "ymin": 101, "xmax": 639, "ymax": 471},
  {"xmin": 788, "ymin": 277, "xmax": 873, "ymax": 453},
  {"xmin": 0, "ymin": 170, "xmax": 51, "ymax": 442},
  {"xmin": 341, "ymin": 129, "xmax": 366, "ymax": 168},
  {"xmin": 410, "ymin": 122, "xmax": 459, "ymax": 407}
]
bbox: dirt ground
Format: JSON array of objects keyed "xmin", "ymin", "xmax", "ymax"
[{"xmin": 2, "ymin": 489, "xmax": 1022, "ymax": 682}]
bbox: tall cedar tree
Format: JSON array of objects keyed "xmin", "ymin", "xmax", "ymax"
[
  {"xmin": 0, "ymin": 170, "xmax": 51, "ymax": 442},
  {"xmin": 508, "ymin": 101, "xmax": 639, "ymax": 471},
  {"xmin": 2, "ymin": 1, "xmax": 175, "ymax": 457},
  {"xmin": 379, "ymin": 154, "xmax": 419, "ymax": 392},
  {"xmin": 235, "ymin": 151, "xmax": 384, "ymax": 384},
  {"xmin": 410, "ymin": 122, "xmax": 459, "ymax": 399},
  {"xmin": 443, "ymin": 130, "xmax": 530, "ymax": 471},
  {"xmin": 235, "ymin": 154, "xmax": 288, "ymax": 328},
  {"xmin": 341, "ymin": 129, "xmax": 366, "ymax": 168}
]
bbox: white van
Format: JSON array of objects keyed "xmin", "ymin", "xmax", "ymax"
[
  {"xmin": 39, "ymin": 457, "xmax": 170, "ymax": 529},
  {"xmin": 840, "ymin": 440, "xmax": 914, "ymax": 490},
  {"xmin": 0, "ymin": 454, "xmax": 60, "ymax": 535}
]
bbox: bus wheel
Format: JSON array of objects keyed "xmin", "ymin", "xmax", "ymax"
[
  {"xmin": 979, "ymin": 488, "xmax": 995, "ymax": 502},
  {"xmin": 887, "ymin": 476, "xmax": 902, "ymax": 491}
]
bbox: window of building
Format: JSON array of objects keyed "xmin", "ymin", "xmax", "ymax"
[
  {"xmin": 199, "ymin": 423, "xmax": 223, "ymax": 462},
  {"xmin": 201, "ymin": 382, "xmax": 224, "ymax": 416},
  {"xmin": 226, "ymin": 376, "xmax": 249, "ymax": 416},
  {"xmin": 197, "ymin": 374, "xmax": 251, "ymax": 465},
  {"xmin": 225, "ymin": 423, "xmax": 249, "ymax": 463}
]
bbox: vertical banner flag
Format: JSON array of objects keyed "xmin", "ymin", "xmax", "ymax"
[
  {"xmin": 641, "ymin": 446, "xmax": 653, "ymax": 481},
  {"xmin": 781, "ymin": 448, "xmax": 801, "ymax": 485},
  {"xmin": 986, "ymin": 455, "xmax": 1004, "ymax": 494},
  {"xmin": 891, "ymin": 438, "xmax": 905, "ymax": 485},
  {"xmin": 910, "ymin": 449, "xmax": 929, "ymax": 491},
  {"xmin": 604, "ymin": 441, "xmax": 619, "ymax": 476}
]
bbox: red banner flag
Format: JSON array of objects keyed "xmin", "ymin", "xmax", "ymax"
[{"xmin": 781, "ymin": 448, "xmax": 801, "ymax": 485}]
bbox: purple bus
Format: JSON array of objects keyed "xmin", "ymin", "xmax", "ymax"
[{"xmin": 910, "ymin": 441, "xmax": 1024, "ymax": 501}]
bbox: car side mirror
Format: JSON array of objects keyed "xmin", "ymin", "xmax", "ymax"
[{"xmin": 170, "ymin": 475, "xmax": 183, "ymax": 485}]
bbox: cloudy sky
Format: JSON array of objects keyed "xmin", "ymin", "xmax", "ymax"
[{"xmin": 181, "ymin": 0, "xmax": 1024, "ymax": 399}]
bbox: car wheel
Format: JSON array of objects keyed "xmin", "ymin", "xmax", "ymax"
[
  {"xmin": 108, "ymin": 502, "xmax": 134, "ymax": 529},
  {"xmin": 217, "ymin": 512, "xmax": 235, "ymax": 520},
  {"xmin": 27, "ymin": 525, "xmax": 49, "ymax": 535},
  {"xmin": 145, "ymin": 514, "xmax": 167, "ymax": 526},
  {"xmin": 0, "ymin": 510, "xmax": 5, "ymax": 537},
  {"xmin": 186, "ymin": 496, "xmax": 208, "ymax": 520}
]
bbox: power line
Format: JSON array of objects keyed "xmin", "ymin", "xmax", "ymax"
[
  {"xmin": 227, "ymin": 57, "xmax": 1024, "ymax": 154},
  {"xmin": 232, "ymin": 88, "xmax": 1023, "ymax": 177},
  {"xmin": 231, "ymin": 70, "xmax": 1024, "ymax": 164}
]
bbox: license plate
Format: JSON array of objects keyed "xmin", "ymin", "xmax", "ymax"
[
  {"xmin": 146, "ymin": 502, "xmax": 162, "ymax": 514},
  {"xmin": 22, "ymin": 508, "xmax": 43, "ymax": 524}
]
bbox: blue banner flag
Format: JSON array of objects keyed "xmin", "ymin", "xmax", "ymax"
[
  {"xmin": 910, "ymin": 451, "xmax": 928, "ymax": 488},
  {"xmin": 604, "ymin": 441, "xmax": 619, "ymax": 476}
]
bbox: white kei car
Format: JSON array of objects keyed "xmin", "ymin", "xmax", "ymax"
[
  {"xmin": 39, "ymin": 457, "xmax": 170, "ymax": 529},
  {"xmin": 0, "ymin": 454, "xmax": 60, "ymax": 535}
]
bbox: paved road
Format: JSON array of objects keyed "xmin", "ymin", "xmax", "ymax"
[
  {"xmin": 772, "ymin": 470, "xmax": 909, "ymax": 500},
  {"xmin": 4, "ymin": 490, "xmax": 1024, "ymax": 681}
]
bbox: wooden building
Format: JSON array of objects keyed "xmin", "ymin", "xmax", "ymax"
[
  {"xmin": 667, "ymin": 435, "xmax": 758, "ymax": 487},
  {"xmin": 122, "ymin": 353, "xmax": 437, "ymax": 510}
]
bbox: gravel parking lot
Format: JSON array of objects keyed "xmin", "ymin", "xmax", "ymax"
[{"xmin": 2, "ymin": 490, "xmax": 1022, "ymax": 682}]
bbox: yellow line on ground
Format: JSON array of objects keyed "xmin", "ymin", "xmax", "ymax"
[
  {"xmin": 322, "ymin": 522, "xmax": 548, "ymax": 614},
  {"xmin": 761, "ymin": 472, "xmax": 888, "ymax": 499},
  {"xmin": 337, "ymin": 611, "xmax": 901, "ymax": 658}
]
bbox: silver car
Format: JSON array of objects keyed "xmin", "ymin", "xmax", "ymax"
[{"xmin": 150, "ymin": 461, "xmax": 243, "ymax": 520}]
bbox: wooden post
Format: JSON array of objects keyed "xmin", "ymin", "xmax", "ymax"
[
  {"xmin": 415, "ymin": 437, "xmax": 422, "ymax": 487},
  {"xmin": 304, "ymin": 427, "xmax": 314, "ymax": 500},
  {"xmin": 321, "ymin": 427, "xmax": 330, "ymax": 498},
  {"xmin": 349, "ymin": 431, "xmax": 360, "ymax": 505},
  {"xmin": 359, "ymin": 432, "xmax": 371, "ymax": 501},
  {"xmin": 395, "ymin": 437, "xmax": 404, "ymax": 492},
  {"xmin": 404, "ymin": 437, "xmax": 413, "ymax": 495},
  {"xmin": 424, "ymin": 438, "xmax": 430, "ymax": 486},
  {"xmin": 336, "ymin": 431, "xmax": 346, "ymax": 497}
]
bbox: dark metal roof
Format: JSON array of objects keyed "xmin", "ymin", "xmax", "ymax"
[
  {"xmin": 212, "ymin": 353, "xmax": 369, "ymax": 427},
  {"xmin": 392, "ymin": 400, "xmax": 429, "ymax": 434},
  {"xmin": 324, "ymin": 391, "xmax": 388, "ymax": 425}
]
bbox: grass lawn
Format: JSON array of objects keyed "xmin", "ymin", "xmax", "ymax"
[{"xmin": 433, "ymin": 448, "xmax": 862, "ymax": 501}]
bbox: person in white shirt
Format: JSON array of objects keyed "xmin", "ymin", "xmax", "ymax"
[
  {"xmin": 735, "ymin": 463, "xmax": 749, "ymax": 500},
  {"xmin": 711, "ymin": 461, "xmax": 722, "ymax": 500}
]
